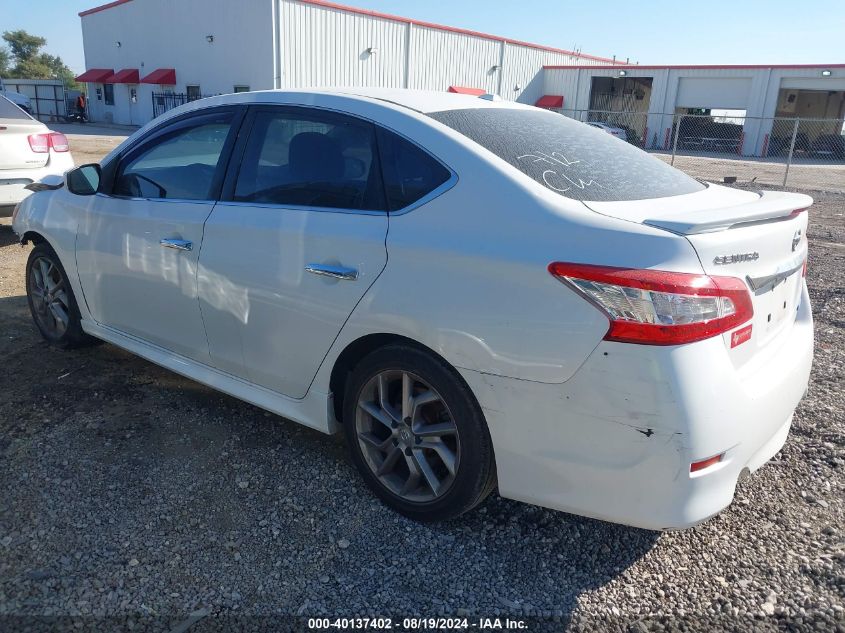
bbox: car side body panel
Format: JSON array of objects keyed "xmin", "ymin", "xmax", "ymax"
[
  {"xmin": 309, "ymin": 110, "xmax": 706, "ymax": 389},
  {"xmin": 75, "ymin": 195, "xmax": 215, "ymax": 363},
  {"xmin": 12, "ymin": 188, "xmax": 92, "ymax": 320},
  {"xmin": 199, "ymin": 204, "xmax": 389, "ymax": 399}
]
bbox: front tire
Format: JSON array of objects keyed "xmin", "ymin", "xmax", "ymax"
[
  {"xmin": 343, "ymin": 344, "xmax": 496, "ymax": 521},
  {"xmin": 25, "ymin": 242, "xmax": 96, "ymax": 348}
]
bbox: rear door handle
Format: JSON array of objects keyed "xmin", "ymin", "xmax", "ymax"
[
  {"xmin": 305, "ymin": 263, "xmax": 359, "ymax": 281},
  {"xmin": 160, "ymin": 238, "xmax": 193, "ymax": 252}
]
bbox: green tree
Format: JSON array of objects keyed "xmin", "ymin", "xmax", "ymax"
[
  {"xmin": 3, "ymin": 30, "xmax": 46, "ymax": 63},
  {"xmin": 2, "ymin": 30, "xmax": 78, "ymax": 89},
  {"xmin": 0, "ymin": 46, "xmax": 10, "ymax": 76}
]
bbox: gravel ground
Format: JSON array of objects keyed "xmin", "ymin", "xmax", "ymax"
[{"xmin": 0, "ymin": 136, "xmax": 842, "ymax": 632}]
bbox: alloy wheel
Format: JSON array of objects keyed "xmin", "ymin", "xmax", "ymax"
[
  {"xmin": 29, "ymin": 256, "xmax": 70, "ymax": 338},
  {"xmin": 355, "ymin": 370, "xmax": 461, "ymax": 502}
]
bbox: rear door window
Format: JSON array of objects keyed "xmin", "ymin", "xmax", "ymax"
[
  {"xmin": 429, "ymin": 108, "xmax": 704, "ymax": 202},
  {"xmin": 376, "ymin": 128, "xmax": 451, "ymax": 211},
  {"xmin": 233, "ymin": 108, "xmax": 385, "ymax": 211}
]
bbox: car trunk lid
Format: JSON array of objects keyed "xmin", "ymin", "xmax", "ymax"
[
  {"xmin": 0, "ymin": 118, "xmax": 50, "ymax": 170},
  {"xmin": 584, "ymin": 184, "xmax": 811, "ymax": 364}
]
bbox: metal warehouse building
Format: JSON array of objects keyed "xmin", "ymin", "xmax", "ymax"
[
  {"xmin": 75, "ymin": 0, "xmax": 845, "ymax": 160},
  {"xmin": 75, "ymin": 0, "xmax": 622, "ymax": 126},
  {"xmin": 543, "ymin": 64, "xmax": 845, "ymax": 157}
]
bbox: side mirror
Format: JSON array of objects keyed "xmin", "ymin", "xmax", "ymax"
[{"xmin": 66, "ymin": 164, "xmax": 101, "ymax": 196}]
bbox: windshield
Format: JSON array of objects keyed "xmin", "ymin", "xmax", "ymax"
[
  {"xmin": 428, "ymin": 108, "xmax": 704, "ymax": 202},
  {"xmin": 0, "ymin": 94, "xmax": 32, "ymax": 120}
]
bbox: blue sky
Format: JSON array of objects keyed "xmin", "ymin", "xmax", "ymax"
[{"xmin": 2, "ymin": 0, "xmax": 843, "ymax": 73}]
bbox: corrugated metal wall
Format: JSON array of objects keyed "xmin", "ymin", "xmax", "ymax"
[
  {"xmin": 408, "ymin": 25, "xmax": 501, "ymax": 94},
  {"xmin": 279, "ymin": 0, "xmax": 408, "ymax": 89},
  {"xmin": 277, "ymin": 0, "xmax": 612, "ymax": 103}
]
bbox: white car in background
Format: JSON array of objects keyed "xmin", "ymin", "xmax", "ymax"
[
  {"xmin": 587, "ymin": 121, "xmax": 628, "ymax": 141},
  {"xmin": 0, "ymin": 77, "xmax": 32, "ymax": 113},
  {"xmin": 0, "ymin": 95, "xmax": 73, "ymax": 215},
  {"xmin": 12, "ymin": 89, "xmax": 813, "ymax": 530}
]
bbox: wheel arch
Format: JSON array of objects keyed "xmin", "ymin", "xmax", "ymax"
[
  {"xmin": 21, "ymin": 230, "xmax": 47, "ymax": 246},
  {"xmin": 329, "ymin": 333, "xmax": 467, "ymax": 424}
]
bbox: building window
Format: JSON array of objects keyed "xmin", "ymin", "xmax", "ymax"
[
  {"xmin": 186, "ymin": 85, "xmax": 201, "ymax": 101},
  {"xmin": 234, "ymin": 85, "xmax": 250, "ymax": 93},
  {"xmin": 103, "ymin": 83, "xmax": 114, "ymax": 106}
]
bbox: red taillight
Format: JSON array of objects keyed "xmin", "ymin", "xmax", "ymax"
[
  {"xmin": 548, "ymin": 262, "xmax": 754, "ymax": 346},
  {"xmin": 789, "ymin": 207, "xmax": 808, "ymax": 218},
  {"xmin": 802, "ymin": 257, "xmax": 808, "ymax": 278},
  {"xmin": 48, "ymin": 131, "xmax": 69, "ymax": 152},
  {"xmin": 27, "ymin": 132, "xmax": 68, "ymax": 153},
  {"xmin": 28, "ymin": 133, "xmax": 50, "ymax": 153},
  {"xmin": 690, "ymin": 453, "xmax": 723, "ymax": 473}
]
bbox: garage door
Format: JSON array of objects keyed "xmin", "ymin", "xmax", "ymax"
[{"xmin": 676, "ymin": 77, "xmax": 751, "ymax": 109}]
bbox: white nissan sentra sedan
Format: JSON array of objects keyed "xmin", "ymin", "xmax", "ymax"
[
  {"xmin": 12, "ymin": 89, "xmax": 813, "ymax": 529},
  {"xmin": 1, "ymin": 94, "xmax": 73, "ymax": 215}
]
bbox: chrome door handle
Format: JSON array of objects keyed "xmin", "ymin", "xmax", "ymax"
[
  {"xmin": 160, "ymin": 238, "xmax": 192, "ymax": 252},
  {"xmin": 305, "ymin": 263, "xmax": 359, "ymax": 281}
]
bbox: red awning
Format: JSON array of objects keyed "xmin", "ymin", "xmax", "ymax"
[
  {"xmin": 535, "ymin": 95, "xmax": 564, "ymax": 109},
  {"xmin": 103, "ymin": 68, "xmax": 140, "ymax": 84},
  {"xmin": 448, "ymin": 86, "xmax": 486, "ymax": 96},
  {"xmin": 140, "ymin": 68, "xmax": 176, "ymax": 85},
  {"xmin": 74, "ymin": 68, "xmax": 114, "ymax": 83}
]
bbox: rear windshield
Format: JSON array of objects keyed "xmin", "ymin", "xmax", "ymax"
[
  {"xmin": 429, "ymin": 108, "xmax": 704, "ymax": 202},
  {"xmin": 0, "ymin": 95, "xmax": 31, "ymax": 120}
]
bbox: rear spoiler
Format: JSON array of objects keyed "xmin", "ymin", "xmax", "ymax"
[{"xmin": 643, "ymin": 190, "xmax": 813, "ymax": 235}]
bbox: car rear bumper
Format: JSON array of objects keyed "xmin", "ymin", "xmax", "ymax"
[
  {"xmin": 460, "ymin": 281, "xmax": 813, "ymax": 530},
  {"xmin": 0, "ymin": 157, "xmax": 73, "ymax": 207}
]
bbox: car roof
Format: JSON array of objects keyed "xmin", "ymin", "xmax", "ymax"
[
  {"xmin": 207, "ymin": 88, "xmax": 533, "ymax": 115},
  {"xmin": 327, "ymin": 87, "xmax": 531, "ymax": 113}
]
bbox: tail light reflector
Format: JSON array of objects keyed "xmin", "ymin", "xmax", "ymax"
[
  {"xmin": 548, "ymin": 262, "xmax": 754, "ymax": 346},
  {"xmin": 28, "ymin": 133, "xmax": 50, "ymax": 153},
  {"xmin": 690, "ymin": 453, "xmax": 723, "ymax": 473}
]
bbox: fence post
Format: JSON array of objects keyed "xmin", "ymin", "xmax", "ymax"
[
  {"xmin": 671, "ymin": 114, "xmax": 682, "ymax": 166},
  {"xmin": 783, "ymin": 117, "xmax": 800, "ymax": 187}
]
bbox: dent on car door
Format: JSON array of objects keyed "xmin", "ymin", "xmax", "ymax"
[
  {"xmin": 197, "ymin": 106, "xmax": 392, "ymax": 398},
  {"xmin": 75, "ymin": 107, "xmax": 244, "ymax": 363}
]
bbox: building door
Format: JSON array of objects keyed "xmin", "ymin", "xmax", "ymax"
[{"xmin": 127, "ymin": 84, "xmax": 139, "ymax": 125}]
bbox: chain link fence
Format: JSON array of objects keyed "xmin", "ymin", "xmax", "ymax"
[{"xmin": 559, "ymin": 109, "xmax": 845, "ymax": 193}]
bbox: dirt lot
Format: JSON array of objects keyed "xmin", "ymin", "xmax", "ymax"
[
  {"xmin": 0, "ymin": 135, "xmax": 843, "ymax": 631},
  {"xmin": 653, "ymin": 152, "xmax": 845, "ymax": 193},
  {"xmin": 49, "ymin": 124, "xmax": 129, "ymax": 165}
]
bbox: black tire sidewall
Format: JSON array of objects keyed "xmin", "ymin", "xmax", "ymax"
[
  {"xmin": 343, "ymin": 344, "xmax": 495, "ymax": 522},
  {"xmin": 25, "ymin": 243, "xmax": 87, "ymax": 347}
]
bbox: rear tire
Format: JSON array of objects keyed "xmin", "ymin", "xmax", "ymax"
[
  {"xmin": 25, "ymin": 242, "xmax": 98, "ymax": 348},
  {"xmin": 343, "ymin": 344, "xmax": 496, "ymax": 521}
]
